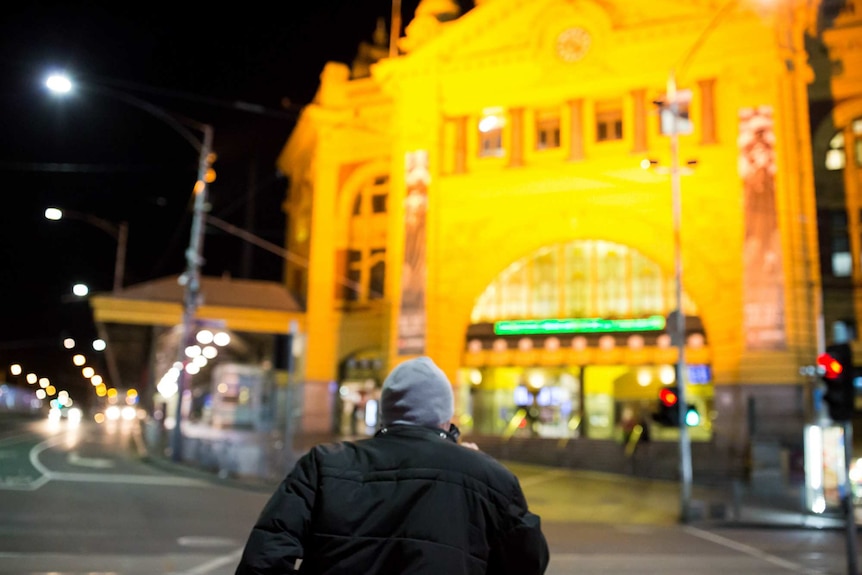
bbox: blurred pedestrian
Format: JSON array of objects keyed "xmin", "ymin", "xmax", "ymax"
[{"xmin": 235, "ymin": 355, "xmax": 549, "ymax": 575}]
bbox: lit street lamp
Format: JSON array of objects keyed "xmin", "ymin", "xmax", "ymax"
[
  {"xmin": 661, "ymin": 0, "xmax": 751, "ymax": 523},
  {"xmin": 45, "ymin": 71, "xmax": 215, "ymax": 463},
  {"xmin": 45, "ymin": 207, "xmax": 128, "ymax": 293}
]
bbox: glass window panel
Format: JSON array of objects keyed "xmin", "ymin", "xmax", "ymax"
[
  {"xmin": 532, "ymin": 249, "xmax": 558, "ymax": 317},
  {"xmin": 826, "ymin": 148, "xmax": 846, "ymax": 171},
  {"xmin": 631, "ymin": 258, "xmax": 662, "ymax": 316},
  {"xmin": 369, "ymin": 260, "xmax": 385, "ymax": 299},
  {"xmin": 833, "ymin": 252, "xmax": 852, "ymax": 277},
  {"xmin": 564, "ymin": 243, "xmax": 590, "ymax": 317},
  {"xmin": 470, "ymin": 240, "xmax": 697, "ymax": 323},
  {"xmin": 478, "ymin": 110, "xmax": 506, "ymax": 157},
  {"xmin": 595, "ymin": 100, "xmax": 623, "ymax": 142},
  {"xmin": 372, "ymin": 193, "xmax": 387, "ymax": 213},
  {"xmin": 536, "ymin": 111, "xmax": 561, "ymax": 150}
]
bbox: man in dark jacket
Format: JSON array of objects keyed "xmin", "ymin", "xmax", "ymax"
[{"xmin": 235, "ymin": 356, "xmax": 549, "ymax": 575}]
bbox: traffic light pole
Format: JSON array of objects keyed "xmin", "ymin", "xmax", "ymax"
[
  {"xmin": 668, "ymin": 69, "xmax": 694, "ymax": 524},
  {"xmin": 841, "ymin": 420, "xmax": 858, "ymax": 575},
  {"xmin": 822, "ymin": 329, "xmax": 858, "ymax": 575}
]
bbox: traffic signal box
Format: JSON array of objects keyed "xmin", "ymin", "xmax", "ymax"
[
  {"xmin": 817, "ymin": 343, "xmax": 856, "ymax": 422},
  {"xmin": 653, "ymin": 386, "xmax": 700, "ymax": 427}
]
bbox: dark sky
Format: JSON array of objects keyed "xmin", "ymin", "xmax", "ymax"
[{"xmin": 0, "ymin": 1, "xmax": 473, "ymax": 400}]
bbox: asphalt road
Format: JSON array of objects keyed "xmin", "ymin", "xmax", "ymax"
[{"xmin": 0, "ymin": 411, "xmax": 854, "ymax": 575}]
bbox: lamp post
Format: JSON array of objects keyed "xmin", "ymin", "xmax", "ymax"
[
  {"xmin": 45, "ymin": 72, "xmax": 214, "ymax": 463},
  {"xmin": 664, "ymin": 0, "xmax": 742, "ymax": 523},
  {"xmin": 44, "ymin": 207, "xmax": 128, "ymax": 293}
]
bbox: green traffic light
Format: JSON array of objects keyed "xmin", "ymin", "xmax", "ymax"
[{"xmin": 684, "ymin": 406, "xmax": 700, "ymax": 426}]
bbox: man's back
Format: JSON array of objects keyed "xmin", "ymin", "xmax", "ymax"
[{"xmin": 236, "ymin": 424, "xmax": 548, "ymax": 575}]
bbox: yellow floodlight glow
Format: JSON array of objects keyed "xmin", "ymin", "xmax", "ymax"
[
  {"xmin": 26, "ymin": 373, "xmax": 37, "ymax": 384},
  {"xmin": 73, "ymin": 354, "xmax": 86, "ymax": 366},
  {"xmin": 82, "ymin": 367, "xmax": 95, "ymax": 379},
  {"xmin": 10, "ymin": 364, "xmax": 22, "ymax": 376}
]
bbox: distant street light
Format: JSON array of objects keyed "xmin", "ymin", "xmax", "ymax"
[
  {"xmin": 45, "ymin": 207, "xmax": 128, "ymax": 294},
  {"xmin": 45, "ymin": 71, "xmax": 215, "ymax": 463},
  {"xmin": 72, "ymin": 283, "xmax": 90, "ymax": 297}
]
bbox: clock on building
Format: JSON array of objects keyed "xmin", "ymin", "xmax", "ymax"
[{"xmin": 555, "ymin": 27, "xmax": 591, "ymax": 62}]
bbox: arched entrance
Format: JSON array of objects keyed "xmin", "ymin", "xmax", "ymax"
[{"xmin": 458, "ymin": 239, "xmax": 713, "ymax": 443}]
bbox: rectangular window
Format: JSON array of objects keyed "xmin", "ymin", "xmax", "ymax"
[
  {"xmin": 819, "ymin": 209, "xmax": 852, "ymax": 278},
  {"xmin": 369, "ymin": 248, "xmax": 386, "ymax": 299},
  {"xmin": 478, "ymin": 109, "xmax": 505, "ymax": 157},
  {"xmin": 535, "ymin": 110, "xmax": 561, "ymax": 150},
  {"xmin": 371, "ymin": 193, "xmax": 387, "ymax": 214},
  {"xmin": 595, "ymin": 100, "xmax": 623, "ymax": 142},
  {"xmin": 345, "ymin": 249, "xmax": 362, "ymax": 301}
]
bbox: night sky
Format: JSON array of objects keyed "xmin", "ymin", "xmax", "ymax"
[{"xmin": 0, "ymin": 1, "xmax": 473, "ymax": 401}]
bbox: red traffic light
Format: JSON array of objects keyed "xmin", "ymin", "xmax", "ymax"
[
  {"xmin": 817, "ymin": 352, "xmax": 844, "ymax": 379},
  {"xmin": 659, "ymin": 387, "xmax": 678, "ymax": 407}
]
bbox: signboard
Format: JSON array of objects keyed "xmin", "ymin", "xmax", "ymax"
[
  {"xmin": 397, "ymin": 150, "xmax": 429, "ymax": 355},
  {"xmin": 739, "ymin": 106, "xmax": 786, "ymax": 350}
]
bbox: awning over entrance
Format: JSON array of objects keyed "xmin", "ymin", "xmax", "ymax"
[{"xmin": 90, "ymin": 275, "xmax": 306, "ymax": 334}]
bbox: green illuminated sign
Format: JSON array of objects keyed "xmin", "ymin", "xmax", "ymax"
[{"xmin": 493, "ymin": 315, "xmax": 666, "ymax": 335}]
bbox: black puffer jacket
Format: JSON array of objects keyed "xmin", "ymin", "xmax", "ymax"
[{"xmin": 235, "ymin": 424, "xmax": 549, "ymax": 574}]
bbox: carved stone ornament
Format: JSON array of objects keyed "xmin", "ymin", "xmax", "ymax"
[{"xmin": 555, "ymin": 27, "xmax": 592, "ymax": 62}]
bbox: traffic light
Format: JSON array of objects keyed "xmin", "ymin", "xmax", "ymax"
[
  {"xmin": 653, "ymin": 386, "xmax": 700, "ymax": 427},
  {"xmin": 817, "ymin": 343, "xmax": 855, "ymax": 421}
]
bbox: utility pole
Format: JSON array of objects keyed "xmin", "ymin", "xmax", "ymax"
[{"xmin": 170, "ymin": 124, "xmax": 215, "ymax": 462}]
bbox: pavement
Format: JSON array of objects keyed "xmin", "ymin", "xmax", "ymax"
[{"xmin": 138, "ymin": 433, "xmax": 850, "ymax": 532}]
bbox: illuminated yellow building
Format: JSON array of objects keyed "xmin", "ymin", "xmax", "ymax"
[{"xmin": 278, "ymin": 0, "xmax": 838, "ymax": 472}]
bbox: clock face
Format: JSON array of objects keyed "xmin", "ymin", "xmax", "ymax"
[{"xmin": 555, "ymin": 27, "xmax": 591, "ymax": 62}]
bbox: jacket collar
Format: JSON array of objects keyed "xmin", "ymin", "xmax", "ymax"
[{"xmin": 375, "ymin": 423, "xmax": 454, "ymax": 443}]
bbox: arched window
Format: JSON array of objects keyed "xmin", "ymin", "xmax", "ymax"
[
  {"xmin": 339, "ymin": 175, "xmax": 388, "ymax": 302},
  {"xmin": 471, "ymin": 239, "xmax": 696, "ymax": 322},
  {"xmin": 826, "ymin": 118, "xmax": 862, "ymax": 170}
]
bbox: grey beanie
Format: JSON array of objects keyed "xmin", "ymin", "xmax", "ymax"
[{"xmin": 380, "ymin": 356, "xmax": 454, "ymax": 427}]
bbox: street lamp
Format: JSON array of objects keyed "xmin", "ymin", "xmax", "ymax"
[
  {"xmin": 45, "ymin": 71, "xmax": 215, "ymax": 463},
  {"xmin": 44, "ymin": 207, "xmax": 129, "ymax": 293},
  {"xmin": 663, "ymin": 0, "xmax": 746, "ymax": 523}
]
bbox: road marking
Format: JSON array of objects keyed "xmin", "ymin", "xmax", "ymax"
[
  {"xmin": 683, "ymin": 525, "xmax": 826, "ymax": 574},
  {"xmin": 68, "ymin": 451, "xmax": 115, "ymax": 468},
  {"xmin": 178, "ymin": 536, "xmax": 239, "ymax": 547},
  {"xmin": 11, "ymin": 433, "xmax": 212, "ymax": 490},
  {"xmin": 0, "ymin": 475, "xmax": 49, "ymax": 491},
  {"xmin": 48, "ymin": 471, "xmax": 210, "ymax": 486}
]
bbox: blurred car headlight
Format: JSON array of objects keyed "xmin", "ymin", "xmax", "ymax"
[
  {"xmin": 121, "ymin": 406, "xmax": 136, "ymax": 421},
  {"xmin": 67, "ymin": 407, "xmax": 82, "ymax": 424},
  {"xmin": 105, "ymin": 405, "xmax": 120, "ymax": 421}
]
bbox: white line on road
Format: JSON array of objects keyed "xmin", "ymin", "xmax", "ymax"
[
  {"xmin": 47, "ymin": 471, "xmax": 210, "ymax": 486},
  {"xmin": 0, "ymin": 432, "xmax": 213, "ymax": 490},
  {"xmin": 68, "ymin": 451, "xmax": 115, "ymax": 468},
  {"xmin": 683, "ymin": 525, "xmax": 826, "ymax": 574}
]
